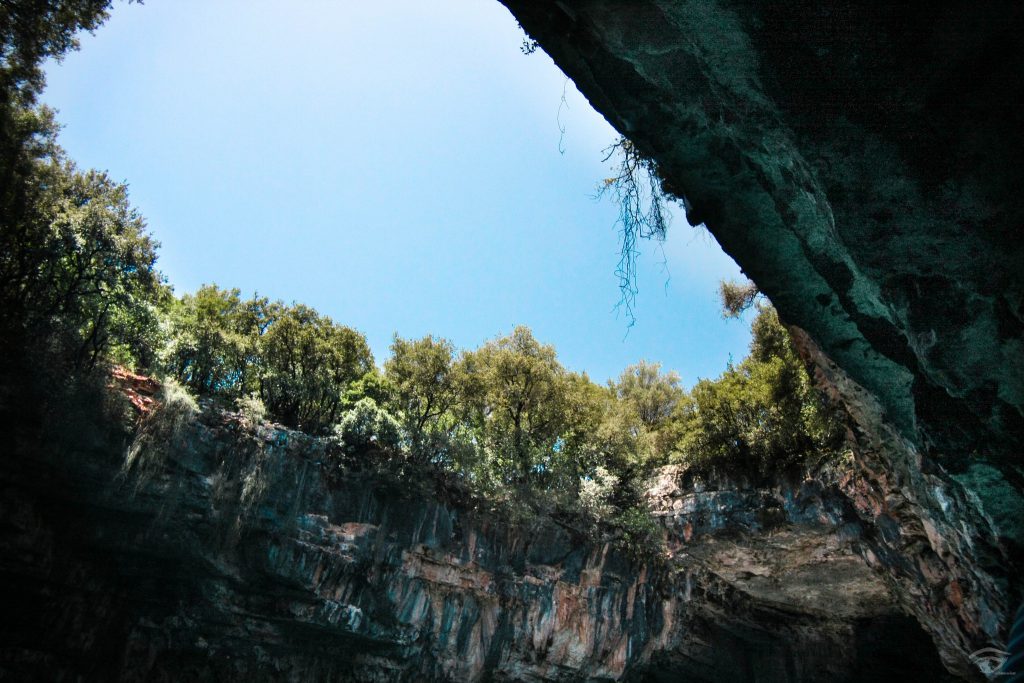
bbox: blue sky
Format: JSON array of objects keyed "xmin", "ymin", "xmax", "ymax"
[{"xmin": 43, "ymin": 0, "xmax": 751, "ymax": 386}]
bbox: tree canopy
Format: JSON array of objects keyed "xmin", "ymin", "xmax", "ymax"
[
  {"xmin": 0, "ymin": 0, "xmax": 162, "ymax": 376},
  {"xmin": 162, "ymin": 285, "xmax": 373, "ymax": 434},
  {"xmin": 671, "ymin": 303, "xmax": 844, "ymax": 478}
]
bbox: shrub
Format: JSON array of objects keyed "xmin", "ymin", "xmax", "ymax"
[
  {"xmin": 579, "ymin": 466, "xmax": 619, "ymax": 520},
  {"xmin": 235, "ymin": 392, "xmax": 267, "ymax": 425},
  {"xmin": 334, "ymin": 398, "xmax": 402, "ymax": 454},
  {"xmin": 610, "ymin": 506, "xmax": 663, "ymax": 560}
]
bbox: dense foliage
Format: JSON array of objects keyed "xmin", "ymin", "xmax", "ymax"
[
  {"xmin": 672, "ymin": 304, "xmax": 845, "ymax": 478},
  {"xmin": 150, "ymin": 287, "xmax": 842, "ymax": 516},
  {"xmin": 1, "ymin": 4, "xmax": 844, "ymax": 551},
  {"xmin": 163, "ymin": 286, "xmax": 373, "ymax": 434},
  {"xmin": 0, "ymin": 1, "xmax": 162, "ymax": 376}
]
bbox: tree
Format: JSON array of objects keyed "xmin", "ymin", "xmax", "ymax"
[
  {"xmin": 163, "ymin": 287, "xmax": 377, "ymax": 435},
  {"xmin": 606, "ymin": 360, "xmax": 685, "ymax": 469},
  {"xmin": 0, "ymin": 152, "xmax": 165, "ymax": 371},
  {"xmin": 164, "ymin": 285, "xmax": 269, "ymax": 397},
  {"xmin": 258, "ymin": 303, "xmax": 372, "ymax": 433},
  {"xmin": 614, "ymin": 360, "xmax": 683, "ymax": 430},
  {"xmin": 384, "ymin": 334, "xmax": 457, "ymax": 462},
  {"xmin": 342, "ymin": 368, "xmax": 393, "ymax": 411},
  {"xmin": 1, "ymin": 0, "xmax": 116, "ymax": 104},
  {"xmin": 557, "ymin": 372, "xmax": 610, "ymax": 474},
  {"xmin": 457, "ymin": 326, "xmax": 570, "ymax": 487},
  {"xmin": 0, "ymin": 3, "xmax": 164, "ymax": 378}
]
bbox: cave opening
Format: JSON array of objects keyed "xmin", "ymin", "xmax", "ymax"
[
  {"xmin": 2, "ymin": 1, "xmax": 1018, "ymax": 681},
  {"xmin": 41, "ymin": 0, "xmax": 751, "ymax": 388}
]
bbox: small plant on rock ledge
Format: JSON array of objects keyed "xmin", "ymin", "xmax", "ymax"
[
  {"xmin": 235, "ymin": 392, "xmax": 267, "ymax": 425},
  {"xmin": 516, "ymin": 22, "xmax": 539, "ymax": 54},
  {"xmin": 122, "ymin": 379, "xmax": 198, "ymax": 490}
]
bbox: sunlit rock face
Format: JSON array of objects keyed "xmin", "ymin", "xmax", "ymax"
[
  {"xmin": 0, "ymin": 406, "xmax": 952, "ymax": 681},
  {"xmin": 499, "ymin": 1, "xmax": 1023, "ymax": 677}
]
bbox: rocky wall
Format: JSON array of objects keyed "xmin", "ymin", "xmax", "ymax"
[{"xmin": 0, "ymin": 399, "xmax": 952, "ymax": 681}]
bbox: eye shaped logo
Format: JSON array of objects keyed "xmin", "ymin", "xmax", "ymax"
[{"xmin": 969, "ymin": 647, "xmax": 1011, "ymax": 678}]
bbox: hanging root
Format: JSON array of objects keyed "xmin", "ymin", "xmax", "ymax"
[{"xmin": 597, "ymin": 137, "xmax": 672, "ymax": 326}]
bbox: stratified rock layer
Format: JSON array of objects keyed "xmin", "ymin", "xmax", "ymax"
[
  {"xmin": 0, "ymin": 404, "xmax": 953, "ymax": 681},
  {"xmin": 498, "ymin": 2, "xmax": 1024, "ymax": 676}
]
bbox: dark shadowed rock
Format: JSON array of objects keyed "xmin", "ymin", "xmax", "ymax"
[{"xmin": 497, "ymin": 2, "xmax": 1023, "ymax": 677}]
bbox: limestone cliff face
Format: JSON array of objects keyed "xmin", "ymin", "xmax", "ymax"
[
  {"xmin": 789, "ymin": 328, "xmax": 1016, "ymax": 680},
  {"xmin": 497, "ymin": 2, "xmax": 1024, "ymax": 676},
  {"xmin": 0, "ymin": 398, "xmax": 952, "ymax": 682}
]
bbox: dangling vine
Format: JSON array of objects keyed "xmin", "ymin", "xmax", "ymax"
[{"xmin": 596, "ymin": 137, "xmax": 673, "ymax": 327}]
